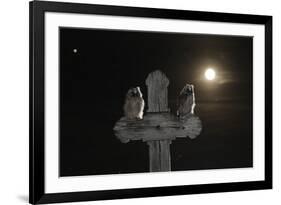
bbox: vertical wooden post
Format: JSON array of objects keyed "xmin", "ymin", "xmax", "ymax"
[
  {"xmin": 145, "ymin": 70, "xmax": 170, "ymax": 113},
  {"xmin": 145, "ymin": 70, "xmax": 171, "ymax": 172}
]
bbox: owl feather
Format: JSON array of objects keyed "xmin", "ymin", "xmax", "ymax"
[
  {"xmin": 124, "ymin": 87, "xmax": 145, "ymax": 120},
  {"xmin": 177, "ymin": 84, "xmax": 195, "ymax": 120}
]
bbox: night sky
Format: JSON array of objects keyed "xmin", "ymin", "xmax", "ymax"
[{"xmin": 59, "ymin": 27, "xmax": 253, "ymax": 177}]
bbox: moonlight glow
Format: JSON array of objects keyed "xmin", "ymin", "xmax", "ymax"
[{"xmin": 205, "ymin": 68, "xmax": 216, "ymax": 81}]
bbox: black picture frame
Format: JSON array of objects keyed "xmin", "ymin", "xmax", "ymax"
[{"xmin": 29, "ymin": 1, "xmax": 272, "ymax": 204}]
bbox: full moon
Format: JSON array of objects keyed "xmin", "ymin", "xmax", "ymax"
[{"xmin": 205, "ymin": 68, "xmax": 216, "ymax": 81}]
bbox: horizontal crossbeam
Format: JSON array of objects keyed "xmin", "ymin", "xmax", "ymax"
[{"xmin": 114, "ymin": 113, "xmax": 202, "ymax": 143}]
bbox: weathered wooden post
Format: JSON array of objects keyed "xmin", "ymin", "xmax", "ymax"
[
  {"xmin": 146, "ymin": 70, "xmax": 172, "ymax": 171},
  {"xmin": 114, "ymin": 70, "xmax": 202, "ymax": 172}
]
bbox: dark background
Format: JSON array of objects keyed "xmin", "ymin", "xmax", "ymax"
[{"xmin": 59, "ymin": 27, "xmax": 253, "ymax": 176}]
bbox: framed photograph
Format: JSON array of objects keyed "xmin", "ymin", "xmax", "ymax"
[{"xmin": 29, "ymin": 0, "xmax": 272, "ymax": 204}]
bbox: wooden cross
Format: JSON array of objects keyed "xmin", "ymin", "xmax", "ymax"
[{"xmin": 114, "ymin": 70, "xmax": 202, "ymax": 172}]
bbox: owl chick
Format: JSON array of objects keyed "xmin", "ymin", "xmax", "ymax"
[
  {"xmin": 177, "ymin": 84, "xmax": 196, "ymax": 119},
  {"xmin": 123, "ymin": 87, "xmax": 145, "ymax": 120}
]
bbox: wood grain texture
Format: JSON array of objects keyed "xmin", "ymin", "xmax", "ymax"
[
  {"xmin": 145, "ymin": 70, "xmax": 170, "ymax": 112},
  {"xmin": 159, "ymin": 140, "xmax": 171, "ymax": 171},
  {"xmin": 113, "ymin": 113, "xmax": 202, "ymax": 143},
  {"xmin": 147, "ymin": 141, "xmax": 160, "ymax": 171},
  {"xmin": 147, "ymin": 140, "xmax": 171, "ymax": 172}
]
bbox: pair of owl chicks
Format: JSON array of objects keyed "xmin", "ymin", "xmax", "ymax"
[{"xmin": 123, "ymin": 84, "xmax": 195, "ymax": 120}]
